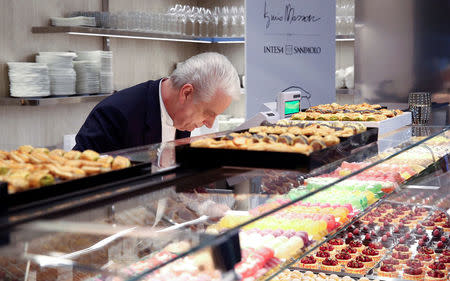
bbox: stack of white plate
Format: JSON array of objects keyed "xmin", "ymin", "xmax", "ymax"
[
  {"xmin": 74, "ymin": 61, "xmax": 100, "ymax": 94},
  {"xmin": 7, "ymin": 62, "xmax": 50, "ymax": 97},
  {"xmin": 36, "ymin": 52, "xmax": 77, "ymax": 96},
  {"xmin": 99, "ymin": 51, "xmax": 113, "ymax": 93},
  {"xmin": 51, "ymin": 16, "xmax": 96, "ymax": 27}
]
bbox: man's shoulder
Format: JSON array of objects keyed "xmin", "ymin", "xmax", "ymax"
[{"xmin": 97, "ymin": 79, "xmax": 160, "ymax": 109}]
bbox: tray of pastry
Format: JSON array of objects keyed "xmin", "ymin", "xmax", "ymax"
[
  {"xmin": 176, "ymin": 122, "xmax": 378, "ymax": 171},
  {"xmin": 0, "ymin": 146, "xmax": 152, "ymax": 208}
]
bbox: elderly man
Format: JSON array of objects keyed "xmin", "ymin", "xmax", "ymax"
[{"xmin": 73, "ymin": 52, "xmax": 240, "ymax": 153}]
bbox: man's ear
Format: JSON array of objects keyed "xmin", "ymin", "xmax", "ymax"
[{"xmin": 178, "ymin": 84, "xmax": 194, "ymax": 104}]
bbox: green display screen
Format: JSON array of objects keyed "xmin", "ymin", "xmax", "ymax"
[{"xmin": 285, "ymin": 100, "xmax": 300, "ymax": 115}]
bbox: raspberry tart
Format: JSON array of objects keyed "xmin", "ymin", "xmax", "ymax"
[
  {"xmin": 403, "ymin": 267, "xmax": 425, "ymax": 280},
  {"xmin": 416, "ymin": 253, "xmax": 434, "ymax": 265},
  {"xmin": 315, "ymin": 250, "xmax": 331, "ymax": 262},
  {"xmin": 361, "ymin": 247, "xmax": 381, "ymax": 261},
  {"xmin": 417, "ymin": 246, "xmax": 436, "ymax": 258},
  {"xmin": 342, "ymin": 246, "xmax": 358, "ymax": 258},
  {"xmin": 438, "ymin": 255, "xmax": 450, "ymax": 269},
  {"xmin": 394, "ymin": 244, "xmax": 412, "ymax": 258},
  {"xmin": 377, "ymin": 264, "xmax": 399, "ymax": 278},
  {"xmin": 428, "ymin": 262, "xmax": 448, "ymax": 275},
  {"xmin": 299, "ymin": 255, "xmax": 319, "ymax": 270},
  {"xmin": 392, "ymin": 251, "xmax": 410, "ymax": 264},
  {"xmin": 321, "ymin": 257, "xmax": 341, "ymax": 272},
  {"xmin": 406, "ymin": 259, "xmax": 424, "ymax": 269},
  {"xmin": 424, "ymin": 269, "xmax": 447, "ymax": 281},
  {"xmin": 345, "ymin": 260, "xmax": 365, "ymax": 275},
  {"xmin": 356, "ymin": 255, "xmax": 374, "ymax": 268},
  {"xmin": 319, "ymin": 243, "xmax": 335, "ymax": 253},
  {"xmin": 335, "ymin": 251, "xmax": 352, "ymax": 265},
  {"xmin": 328, "ymin": 238, "xmax": 345, "ymax": 251},
  {"xmin": 382, "ymin": 258, "xmax": 402, "ymax": 270},
  {"xmin": 349, "ymin": 240, "xmax": 364, "ymax": 252},
  {"xmin": 368, "ymin": 242, "xmax": 386, "ymax": 254}
]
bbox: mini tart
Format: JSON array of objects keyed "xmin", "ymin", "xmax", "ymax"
[
  {"xmin": 422, "ymin": 221, "xmax": 436, "ymax": 230},
  {"xmin": 356, "ymin": 255, "xmax": 375, "ymax": 268},
  {"xmin": 425, "ymin": 269, "xmax": 447, "ymax": 281},
  {"xmin": 349, "ymin": 240, "xmax": 364, "ymax": 252},
  {"xmin": 319, "ymin": 243, "xmax": 335, "ymax": 253},
  {"xmin": 368, "ymin": 242, "xmax": 386, "ymax": 254},
  {"xmin": 428, "ymin": 262, "xmax": 448, "ymax": 275},
  {"xmin": 342, "ymin": 246, "xmax": 358, "ymax": 258},
  {"xmin": 377, "ymin": 264, "xmax": 399, "ymax": 278},
  {"xmin": 315, "ymin": 250, "xmax": 331, "ymax": 262},
  {"xmin": 442, "ymin": 249, "xmax": 450, "ymax": 257},
  {"xmin": 382, "ymin": 258, "xmax": 402, "ymax": 270},
  {"xmin": 335, "ymin": 252, "xmax": 352, "ymax": 265},
  {"xmin": 299, "ymin": 255, "xmax": 319, "ymax": 270},
  {"xmin": 361, "ymin": 247, "xmax": 381, "ymax": 261},
  {"xmin": 417, "ymin": 246, "xmax": 436, "ymax": 259},
  {"xmin": 442, "ymin": 222, "xmax": 450, "ymax": 232},
  {"xmin": 403, "ymin": 267, "xmax": 425, "ymax": 280},
  {"xmin": 394, "ymin": 245, "xmax": 412, "ymax": 257},
  {"xmin": 416, "ymin": 253, "xmax": 434, "ymax": 265},
  {"xmin": 438, "ymin": 256, "xmax": 450, "ymax": 269},
  {"xmin": 406, "ymin": 259, "xmax": 425, "ymax": 269},
  {"xmin": 345, "ymin": 260, "xmax": 365, "ymax": 275},
  {"xmin": 392, "ymin": 251, "xmax": 410, "ymax": 264},
  {"xmin": 320, "ymin": 257, "xmax": 341, "ymax": 272},
  {"xmin": 328, "ymin": 238, "xmax": 345, "ymax": 250}
]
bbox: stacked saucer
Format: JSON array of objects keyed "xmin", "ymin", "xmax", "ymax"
[
  {"xmin": 7, "ymin": 62, "xmax": 50, "ymax": 97},
  {"xmin": 36, "ymin": 52, "xmax": 77, "ymax": 96},
  {"xmin": 74, "ymin": 61, "xmax": 100, "ymax": 94},
  {"xmin": 99, "ymin": 51, "xmax": 113, "ymax": 93}
]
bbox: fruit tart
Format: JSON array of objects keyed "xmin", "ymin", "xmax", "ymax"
[
  {"xmin": 349, "ymin": 240, "xmax": 364, "ymax": 252},
  {"xmin": 406, "ymin": 259, "xmax": 424, "ymax": 269},
  {"xmin": 425, "ymin": 269, "xmax": 447, "ymax": 281},
  {"xmin": 403, "ymin": 267, "xmax": 425, "ymax": 280},
  {"xmin": 416, "ymin": 253, "xmax": 434, "ymax": 265},
  {"xmin": 392, "ymin": 251, "xmax": 410, "ymax": 264},
  {"xmin": 382, "ymin": 258, "xmax": 402, "ymax": 270},
  {"xmin": 335, "ymin": 251, "xmax": 352, "ymax": 265},
  {"xmin": 355, "ymin": 255, "xmax": 374, "ymax": 268},
  {"xmin": 394, "ymin": 244, "xmax": 412, "ymax": 257},
  {"xmin": 418, "ymin": 246, "xmax": 436, "ymax": 258},
  {"xmin": 345, "ymin": 260, "xmax": 365, "ymax": 275},
  {"xmin": 328, "ymin": 238, "xmax": 345, "ymax": 250},
  {"xmin": 321, "ymin": 257, "xmax": 341, "ymax": 272},
  {"xmin": 342, "ymin": 246, "xmax": 358, "ymax": 258},
  {"xmin": 298, "ymin": 255, "xmax": 319, "ymax": 270},
  {"xmin": 428, "ymin": 262, "xmax": 448, "ymax": 275},
  {"xmin": 377, "ymin": 264, "xmax": 399, "ymax": 278},
  {"xmin": 438, "ymin": 255, "xmax": 450, "ymax": 270},
  {"xmin": 319, "ymin": 243, "xmax": 335, "ymax": 253},
  {"xmin": 368, "ymin": 242, "xmax": 386, "ymax": 254},
  {"xmin": 315, "ymin": 250, "xmax": 331, "ymax": 262},
  {"xmin": 361, "ymin": 247, "xmax": 381, "ymax": 261}
]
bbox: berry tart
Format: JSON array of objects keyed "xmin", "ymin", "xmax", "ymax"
[
  {"xmin": 394, "ymin": 244, "xmax": 412, "ymax": 258},
  {"xmin": 320, "ymin": 257, "xmax": 341, "ymax": 272},
  {"xmin": 356, "ymin": 255, "xmax": 374, "ymax": 268},
  {"xmin": 315, "ymin": 250, "xmax": 331, "ymax": 262},
  {"xmin": 431, "ymin": 228, "xmax": 444, "ymax": 241},
  {"xmin": 319, "ymin": 243, "xmax": 335, "ymax": 253},
  {"xmin": 424, "ymin": 269, "xmax": 447, "ymax": 281},
  {"xmin": 422, "ymin": 221, "xmax": 437, "ymax": 230},
  {"xmin": 377, "ymin": 264, "xmax": 399, "ymax": 278},
  {"xmin": 438, "ymin": 255, "xmax": 450, "ymax": 270},
  {"xmin": 435, "ymin": 241, "xmax": 446, "ymax": 254},
  {"xmin": 428, "ymin": 262, "xmax": 448, "ymax": 275},
  {"xmin": 335, "ymin": 251, "xmax": 352, "ymax": 265},
  {"xmin": 362, "ymin": 233, "xmax": 373, "ymax": 246},
  {"xmin": 442, "ymin": 221, "xmax": 450, "ymax": 232},
  {"xmin": 368, "ymin": 242, "xmax": 386, "ymax": 254},
  {"xmin": 416, "ymin": 253, "xmax": 434, "ymax": 265},
  {"xmin": 406, "ymin": 259, "xmax": 424, "ymax": 269},
  {"xmin": 382, "ymin": 258, "xmax": 402, "ymax": 270},
  {"xmin": 349, "ymin": 240, "xmax": 364, "ymax": 253},
  {"xmin": 403, "ymin": 267, "xmax": 425, "ymax": 280},
  {"xmin": 392, "ymin": 251, "xmax": 410, "ymax": 264},
  {"xmin": 442, "ymin": 249, "xmax": 450, "ymax": 257},
  {"xmin": 298, "ymin": 255, "xmax": 319, "ymax": 270},
  {"xmin": 342, "ymin": 246, "xmax": 358, "ymax": 258},
  {"xmin": 345, "ymin": 260, "xmax": 365, "ymax": 275},
  {"xmin": 433, "ymin": 216, "xmax": 446, "ymax": 227},
  {"xmin": 381, "ymin": 233, "xmax": 394, "ymax": 248},
  {"xmin": 361, "ymin": 247, "xmax": 381, "ymax": 261},
  {"xmin": 328, "ymin": 238, "xmax": 345, "ymax": 251},
  {"xmin": 418, "ymin": 246, "xmax": 436, "ymax": 259}
]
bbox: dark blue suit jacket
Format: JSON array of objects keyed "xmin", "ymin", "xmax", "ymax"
[{"xmin": 73, "ymin": 79, "xmax": 190, "ymax": 153}]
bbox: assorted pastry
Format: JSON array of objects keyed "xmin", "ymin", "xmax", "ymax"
[
  {"xmin": 190, "ymin": 122, "xmax": 367, "ymax": 155},
  {"xmin": 291, "ymin": 103, "xmax": 404, "ymax": 122},
  {"xmin": 0, "ymin": 145, "xmax": 131, "ymax": 193}
]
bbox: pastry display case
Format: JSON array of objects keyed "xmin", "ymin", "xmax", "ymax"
[{"xmin": 0, "ymin": 125, "xmax": 448, "ymax": 281}]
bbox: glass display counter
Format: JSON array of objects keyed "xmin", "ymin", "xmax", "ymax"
[{"xmin": 0, "ymin": 125, "xmax": 448, "ymax": 281}]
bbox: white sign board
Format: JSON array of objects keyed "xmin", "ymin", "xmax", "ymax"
[{"xmin": 245, "ymin": 0, "xmax": 336, "ymax": 118}]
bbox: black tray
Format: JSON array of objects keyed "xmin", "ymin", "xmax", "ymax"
[
  {"xmin": 0, "ymin": 161, "xmax": 152, "ymax": 209},
  {"xmin": 176, "ymin": 128, "xmax": 379, "ymax": 172}
]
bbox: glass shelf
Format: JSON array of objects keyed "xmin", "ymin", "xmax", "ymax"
[
  {"xmin": 31, "ymin": 26, "xmax": 245, "ymax": 44},
  {"xmin": 0, "ymin": 94, "xmax": 112, "ymax": 106}
]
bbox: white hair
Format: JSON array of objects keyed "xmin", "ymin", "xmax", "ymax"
[{"xmin": 170, "ymin": 52, "xmax": 241, "ymax": 102}]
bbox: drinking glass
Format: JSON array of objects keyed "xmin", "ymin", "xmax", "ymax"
[
  {"xmin": 220, "ymin": 6, "xmax": 230, "ymax": 37},
  {"xmin": 212, "ymin": 7, "xmax": 221, "ymax": 37},
  {"xmin": 409, "ymin": 92, "xmax": 432, "ymax": 125},
  {"xmin": 204, "ymin": 9, "xmax": 213, "ymax": 37}
]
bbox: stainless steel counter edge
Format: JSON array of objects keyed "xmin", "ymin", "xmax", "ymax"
[{"xmin": 0, "ymin": 94, "xmax": 112, "ymax": 106}]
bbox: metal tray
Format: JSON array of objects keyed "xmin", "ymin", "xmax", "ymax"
[
  {"xmin": 176, "ymin": 128, "xmax": 379, "ymax": 171},
  {"xmin": 0, "ymin": 161, "xmax": 152, "ymax": 209}
]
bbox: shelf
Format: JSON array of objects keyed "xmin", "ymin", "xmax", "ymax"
[
  {"xmin": 335, "ymin": 35, "xmax": 355, "ymax": 42},
  {"xmin": 0, "ymin": 93, "xmax": 112, "ymax": 106},
  {"xmin": 32, "ymin": 26, "xmax": 351, "ymax": 43},
  {"xmin": 31, "ymin": 26, "xmax": 245, "ymax": 44}
]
